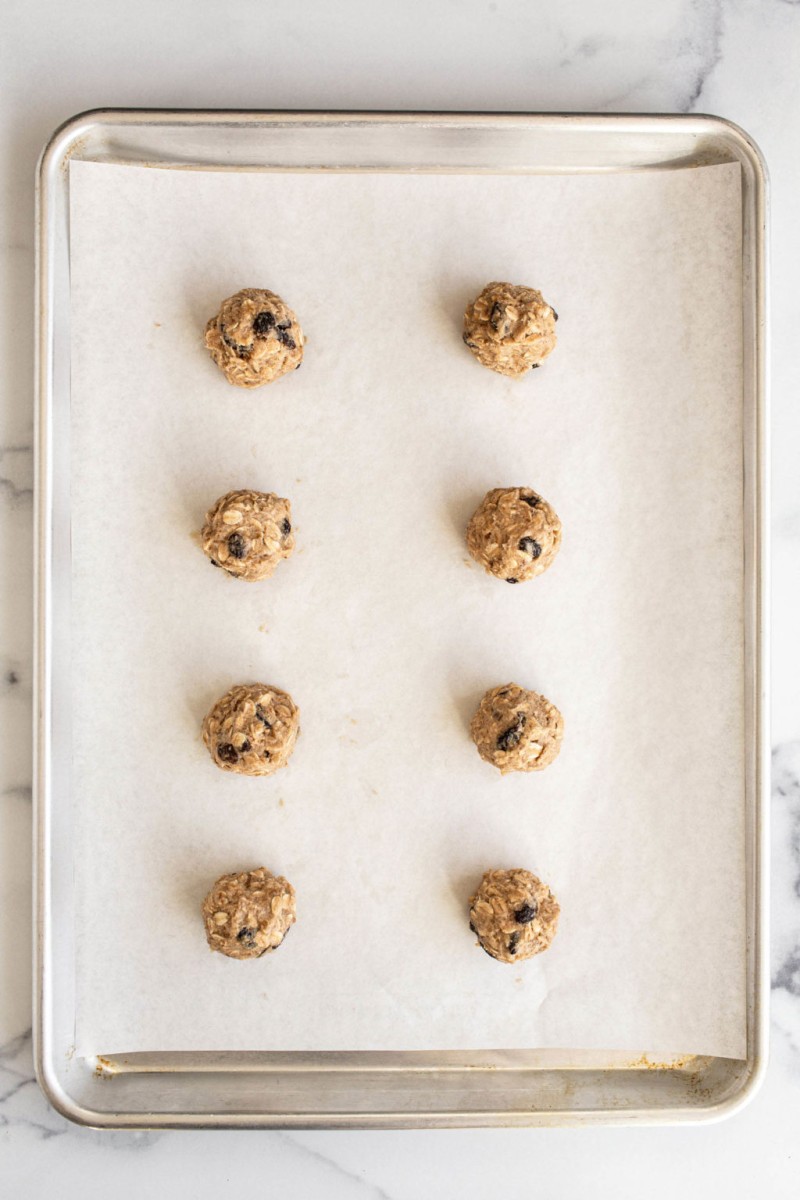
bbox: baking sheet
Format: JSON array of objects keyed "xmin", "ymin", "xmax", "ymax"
[{"xmin": 68, "ymin": 159, "xmax": 745, "ymax": 1058}]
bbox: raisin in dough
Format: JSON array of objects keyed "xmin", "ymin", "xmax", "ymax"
[
  {"xmin": 470, "ymin": 683, "xmax": 563, "ymax": 774},
  {"xmin": 463, "ymin": 282, "xmax": 557, "ymax": 378},
  {"xmin": 205, "ymin": 288, "xmax": 304, "ymax": 387},
  {"xmin": 469, "ymin": 868, "xmax": 559, "ymax": 963},
  {"xmin": 202, "ymin": 867, "xmax": 296, "ymax": 959},
  {"xmin": 202, "ymin": 683, "xmax": 299, "ymax": 776},
  {"xmin": 202, "ymin": 489, "xmax": 294, "ymax": 581},
  {"xmin": 466, "ymin": 487, "xmax": 561, "ymax": 584}
]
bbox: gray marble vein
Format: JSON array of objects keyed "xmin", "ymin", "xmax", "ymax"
[
  {"xmin": 0, "ymin": 445, "xmax": 33, "ymax": 508},
  {"xmin": 681, "ymin": 0, "xmax": 725, "ymax": 111},
  {"xmin": 280, "ymin": 1134, "xmax": 396, "ymax": 1199},
  {"xmin": 2, "ymin": 660, "xmax": 25, "ymax": 693},
  {"xmin": 1, "ymin": 783, "xmax": 32, "ymax": 803},
  {"xmin": 0, "ymin": 1031, "xmax": 63, "ymax": 1140},
  {"xmin": 0, "ymin": 1030, "xmax": 162, "ymax": 1149},
  {"xmin": 772, "ymin": 743, "xmax": 800, "ymax": 1007},
  {"xmin": 553, "ymin": 0, "xmax": 730, "ymax": 116},
  {"xmin": 774, "ymin": 951, "xmax": 800, "ymax": 996},
  {"xmin": 558, "ymin": 35, "xmax": 612, "ymax": 68}
]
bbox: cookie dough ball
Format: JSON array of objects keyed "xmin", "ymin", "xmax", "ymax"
[
  {"xmin": 466, "ymin": 487, "xmax": 561, "ymax": 584},
  {"xmin": 205, "ymin": 288, "xmax": 304, "ymax": 387},
  {"xmin": 202, "ymin": 683, "xmax": 300, "ymax": 776},
  {"xmin": 202, "ymin": 489, "xmax": 295, "ymax": 581},
  {"xmin": 470, "ymin": 683, "xmax": 563, "ymax": 774},
  {"xmin": 463, "ymin": 282, "xmax": 557, "ymax": 378},
  {"xmin": 469, "ymin": 868, "xmax": 559, "ymax": 963},
  {"xmin": 202, "ymin": 867, "xmax": 296, "ymax": 959}
]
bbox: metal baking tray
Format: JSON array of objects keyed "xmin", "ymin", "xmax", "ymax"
[{"xmin": 34, "ymin": 109, "xmax": 769, "ymax": 1129}]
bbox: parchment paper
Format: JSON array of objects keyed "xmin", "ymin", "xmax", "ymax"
[{"xmin": 68, "ymin": 159, "xmax": 745, "ymax": 1058}]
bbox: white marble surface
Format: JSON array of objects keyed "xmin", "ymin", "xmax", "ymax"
[{"xmin": 1, "ymin": 0, "xmax": 798, "ymax": 1193}]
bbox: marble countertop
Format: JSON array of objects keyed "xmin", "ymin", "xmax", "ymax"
[{"xmin": 2, "ymin": 0, "xmax": 798, "ymax": 1194}]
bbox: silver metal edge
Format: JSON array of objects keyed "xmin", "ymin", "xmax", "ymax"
[
  {"xmin": 687, "ymin": 115, "xmax": 771, "ymax": 1123},
  {"xmin": 32, "ymin": 109, "xmax": 769, "ymax": 1129},
  {"xmin": 33, "ymin": 112, "xmax": 102, "ymax": 1129}
]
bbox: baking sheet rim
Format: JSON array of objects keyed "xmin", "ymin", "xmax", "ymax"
[{"xmin": 32, "ymin": 108, "xmax": 769, "ymax": 1128}]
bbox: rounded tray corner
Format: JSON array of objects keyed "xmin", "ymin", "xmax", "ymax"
[
  {"xmin": 37, "ymin": 108, "xmax": 117, "ymax": 184},
  {"xmin": 692, "ymin": 112, "xmax": 769, "ymax": 190},
  {"xmin": 34, "ymin": 1041, "xmax": 107, "ymax": 1132}
]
